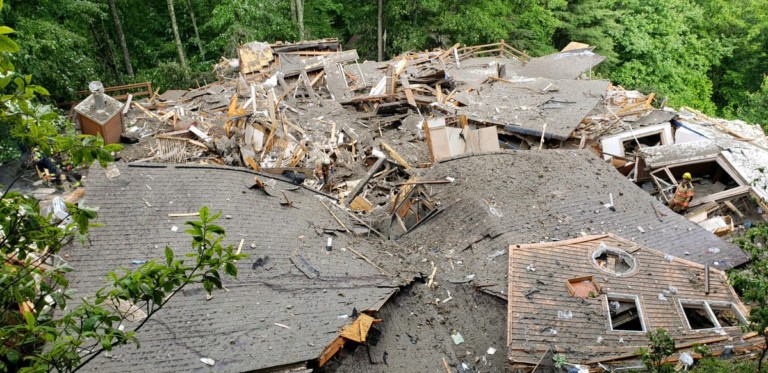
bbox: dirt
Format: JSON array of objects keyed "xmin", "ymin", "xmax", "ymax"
[{"xmin": 324, "ymin": 282, "xmax": 510, "ymax": 373}]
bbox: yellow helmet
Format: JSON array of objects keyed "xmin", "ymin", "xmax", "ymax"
[{"xmin": 682, "ymin": 172, "xmax": 692, "ymax": 180}]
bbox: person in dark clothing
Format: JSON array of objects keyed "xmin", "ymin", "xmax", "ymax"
[{"xmin": 32, "ymin": 147, "xmax": 62, "ymax": 184}]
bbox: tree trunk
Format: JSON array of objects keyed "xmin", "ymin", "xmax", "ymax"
[
  {"xmin": 96, "ymin": 19, "xmax": 123, "ymax": 85},
  {"xmin": 185, "ymin": 0, "xmax": 204, "ymax": 59},
  {"xmin": 760, "ymin": 340, "xmax": 767, "ymax": 372},
  {"xmin": 107, "ymin": 0, "xmax": 133, "ymax": 78},
  {"xmin": 290, "ymin": 0, "xmax": 297, "ymax": 23},
  {"xmin": 377, "ymin": 0, "xmax": 383, "ymax": 61},
  {"xmin": 166, "ymin": 0, "xmax": 188, "ymax": 71},
  {"xmin": 295, "ymin": 0, "xmax": 304, "ymax": 41}
]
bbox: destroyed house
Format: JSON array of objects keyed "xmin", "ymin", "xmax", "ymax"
[
  {"xmin": 395, "ymin": 150, "xmax": 748, "ymax": 301},
  {"xmin": 331, "ymin": 150, "xmax": 749, "ymax": 371},
  {"xmin": 638, "ymin": 115, "xmax": 768, "ymax": 211},
  {"xmin": 64, "ymin": 164, "xmax": 400, "ymax": 372},
  {"xmin": 507, "ymin": 234, "xmax": 759, "ymax": 371}
]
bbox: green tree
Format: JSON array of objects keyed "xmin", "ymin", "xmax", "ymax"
[
  {"xmin": 607, "ymin": 0, "xmax": 726, "ymax": 113},
  {"xmin": 736, "ymin": 76, "xmax": 768, "ymax": 128},
  {"xmin": 553, "ymin": 0, "xmax": 622, "ymax": 70},
  {"xmin": 729, "ymin": 223, "xmax": 768, "ymax": 372},
  {"xmin": 637, "ymin": 328, "xmax": 675, "ymax": 373},
  {"xmin": 700, "ymin": 0, "xmax": 768, "ymax": 119}
]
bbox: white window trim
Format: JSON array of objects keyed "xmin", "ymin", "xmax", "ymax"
[
  {"xmin": 606, "ymin": 294, "xmax": 647, "ymax": 333},
  {"xmin": 678, "ymin": 300, "xmax": 746, "ymax": 330}
]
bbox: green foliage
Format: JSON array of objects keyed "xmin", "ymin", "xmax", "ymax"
[
  {"xmin": 1, "ymin": 205, "xmax": 246, "ymax": 372},
  {"xmin": 736, "ymin": 75, "xmax": 768, "ymax": 128},
  {"xmin": 690, "ymin": 357, "xmax": 759, "ymax": 372},
  {"xmin": 553, "ymin": 0, "xmax": 621, "ymax": 70},
  {"xmin": 552, "ymin": 354, "xmax": 567, "ymax": 369},
  {"xmin": 135, "ymin": 61, "xmax": 215, "ymax": 92},
  {"xmin": 607, "ymin": 0, "xmax": 725, "ymax": 114},
  {"xmin": 637, "ymin": 328, "xmax": 675, "ymax": 373},
  {"xmin": 203, "ymin": 0, "xmax": 295, "ymax": 57},
  {"xmin": 730, "ymin": 223, "xmax": 768, "ymax": 371},
  {"xmin": 0, "ymin": 0, "xmax": 763, "ymax": 129}
]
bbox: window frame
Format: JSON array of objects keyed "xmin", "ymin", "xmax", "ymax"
[
  {"xmin": 678, "ymin": 299, "xmax": 746, "ymax": 330},
  {"xmin": 605, "ymin": 293, "xmax": 647, "ymax": 333}
]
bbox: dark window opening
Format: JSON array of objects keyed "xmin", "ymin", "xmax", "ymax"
[
  {"xmin": 683, "ymin": 305, "xmax": 716, "ymax": 329},
  {"xmin": 623, "ymin": 133, "xmax": 662, "ymax": 155},
  {"xmin": 669, "ymin": 161, "xmax": 739, "ymax": 197},
  {"xmin": 711, "ymin": 304, "xmax": 743, "ymax": 327},
  {"xmin": 608, "ymin": 297, "xmax": 644, "ymax": 331}
]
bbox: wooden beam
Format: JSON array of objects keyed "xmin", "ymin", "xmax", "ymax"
[
  {"xmin": 380, "ymin": 141, "xmax": 412, "ymax": 170},
  {"xmin": 344, "ymin": 157, "xmax": 386, "ymax": 207}
]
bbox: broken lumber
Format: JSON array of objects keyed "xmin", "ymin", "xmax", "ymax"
[
  {"xmin": 380, "ymin": 141, "xmax": 413, "ymax": 170},
  {"xmin": 343, "ymin": 156, "xmax": 386, "ymax": 207}
]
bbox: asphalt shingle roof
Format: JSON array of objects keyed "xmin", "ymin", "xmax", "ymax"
[
  {"xmin": 397, "ymin": 150, "xmax": 747, "ymax": 298},
  {"xmin": 65, "ymin": 163, "xmax": 398, "ymax": 372}
]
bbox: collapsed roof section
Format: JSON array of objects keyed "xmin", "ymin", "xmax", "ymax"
[
  {"xmin": 113, "ymin": 39, "xmax": 613, "ymax": 205},
  {"xmin": 441, "ymin": 78, "xmax": 610, "ymax": 140},
  {"xmin": 393, "ymin": 150, "xmax": 747, "ymax": 300},
  {"xmin": 507, "ymin": 234, "xmax": 758, "ymax": 371},
  {"xmin": 65, "ymin": 164, "xmax": 400, "ymax": 372}
]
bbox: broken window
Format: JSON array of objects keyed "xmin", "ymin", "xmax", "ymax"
[
  {"xmin": 682, "ymin": 303, "xmax": 716, "ymax": 330},
  {"xmin": 606, "ymin": 295, "xmax": 645, "ymax": 332},
  {"xmin": 623, "ymin": 133, "xmax": 662, "ymax": 156},
  {"xmin": 711, "ymin": 303, "xmax": 746, "ymax": 327},
  {"xmin": 566, "ymin": 276, "xmax": 600, "ymax": 299},
  {"xmin": 591, "ymin": 243, "xmax": 638, "ymax": 276},
  {"xmin": 680, "ymin": 300, "xmax": 746, "ymax": 330}
]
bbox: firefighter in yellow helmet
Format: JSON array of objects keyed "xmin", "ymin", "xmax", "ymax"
[{"xmin": 667, "ymin": 172, "xmax": 695, "ymax": 213}]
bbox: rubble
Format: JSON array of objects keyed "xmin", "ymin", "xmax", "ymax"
[{"xmin": 55, "ymin": 37, "xmax": 768, "ymax": 372}]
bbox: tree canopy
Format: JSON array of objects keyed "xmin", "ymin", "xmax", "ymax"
[{"xmin": 0, "ymin": 0, "xmax": 764, "ymax": 126}]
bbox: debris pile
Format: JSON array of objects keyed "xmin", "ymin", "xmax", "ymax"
[{"xmin": 62, "ymin": 37, "xmax": 768, "ymax": 373}]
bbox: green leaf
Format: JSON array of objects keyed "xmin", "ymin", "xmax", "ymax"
[
  {"xmin": 104, "ymin": 144, "xmax": 124, "ymax": 152},
  {"xmin": 224, "ymin": 262, "xmax": 237, "ymax": 277},
  {"xmin": 0, "ymin": 26, "xmax": 15, "ymax": 35},
  {"xmin": 24, "ymin": 311, "xmax": 35, "ymax": 328},
  {"xmin": 0, "ymin": 34, "xmax": 18, "ymax": 53},
  {"xmin": 6, "ymin": 350, "xmax": 19, "ymax": 364},
  {"xmin": 165, "ymin": 246, "xmax": 173, "ymax": 266}
]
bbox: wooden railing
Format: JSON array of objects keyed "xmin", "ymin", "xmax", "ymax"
[
  {"xmin": 76, "ymin": 82, "xmax": 153, "ymax": 101},
  {"xmin": 457, "ymin": 40, "xmax": 530, "ymax": 63}
]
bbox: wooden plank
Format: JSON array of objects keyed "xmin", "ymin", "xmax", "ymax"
[
  {"xmin": 122, "ymin": 94, "xmax": 133, "ymax": 115},
  {"xmin": 400, "ymin": 76, "xmax": 416, "ymax": 107},
  {"xmin": 132, "ymin": 102, "xmax": 161, "ymax": 121},
  {"xmin": 380, "ymin": 141, "xmax": 413, "ymax": 170},
  {"xmin": 344, "ymin": 157, "xmax": 386, "ymax": 207},
  {"xmin": 422, "ymin": 119, "xmax": 435, "ymax": 163}
]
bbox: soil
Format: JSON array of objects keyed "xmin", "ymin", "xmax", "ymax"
[{"xmin": 324, "ymin": 282, "xmax": 511, "ymax": 373}]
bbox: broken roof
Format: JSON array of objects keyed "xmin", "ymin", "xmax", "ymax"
[
  {"xmin": 396, "ymin": 150, "xmax": 747, "ymax": 299},
  {"xmin": 517, "ymin": 49, "xmax": 606, "ymax": 80},
  {"xmin": 443, "ymin": 79, "xmax": 610, "ymax": 140},
  {"xmin": 507, "ymin": 234, "xmax": 757, "ymax": 370},
  {"xmin": 66, "ymin": 164, "xmax": 399, "ymax": 372},
  {"xmin": 639, "ymin": 140, "xmax": 722, "ymax": 168}
]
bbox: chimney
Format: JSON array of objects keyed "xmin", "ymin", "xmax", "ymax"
[{"xmin": 88, "ymin": 81, "xmax": 105, "ymax": 113}]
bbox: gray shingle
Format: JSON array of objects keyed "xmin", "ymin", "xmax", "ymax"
[
  {"xmin": 65, "ymin": 164, "xmax": 398, "ymax": 372},
  {"xmin": 397, "ymin": 150, "xmax": 747, "ymax": 298}
]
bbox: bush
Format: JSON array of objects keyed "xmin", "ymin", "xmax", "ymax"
[
  {"xmin": 691, "ymin": 358, "xmax": 759, "ymax": 372},
  {"xmin": 134, "ymin": 61, "xmax": 217, "ymax": 92}
]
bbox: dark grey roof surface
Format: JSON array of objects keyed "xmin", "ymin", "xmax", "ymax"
[
  {"xmin": 518, "ymin": 49, "xmax": 606, "ymax": 80},
  {"xmin": 396, "ymin": 150, "xmax": 747, "ymax": 299},
  {"xmin": 65, "ymin": 164, "xmax": 398, "ymax": 372},
  {"xmin": 446, "ymin": 79, "xmax": 610, "ymax": 140},
  {"xmin": 639, "ymin": 140, "xmax": 722, "ymax": 168}
]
